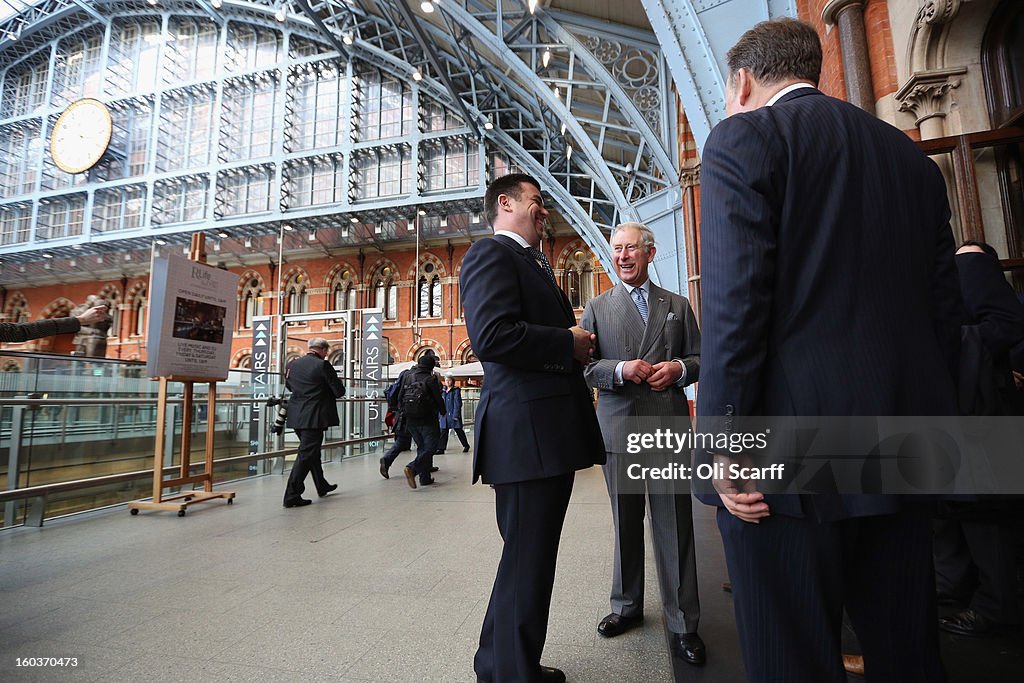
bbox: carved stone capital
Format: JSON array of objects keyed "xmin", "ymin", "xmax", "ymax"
[
  {"xmin": 917, "ymin": 0, "xmax": 964, "ymax": 26},
  {"xmin": 679, "ymin": 165, "xmax": 700, "ymax": 188},
  {"xmin": 822, "ymin": 0, "xmax": 865, "ymax": 27},
  {"xmin": 894, "ymin": 67, "xmax": 966, "ymax": 126}
]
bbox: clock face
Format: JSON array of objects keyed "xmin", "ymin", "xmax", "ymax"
[{"xmin": 50, "ymin": 98, "xmax": 113, "ymax": 174}]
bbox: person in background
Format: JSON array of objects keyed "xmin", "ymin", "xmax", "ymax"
[
  {"xmin": 396, "ymin": 350, "xmax": 445, "ymax": 489},
  {"xmin": 282, "ymin": 337, "xmax": 345, "ymax": 507},
  {"xmin": 0, "ymin": 302, "xmax": 109, "ymax": 344},
  {"xmin": 437, "ymin": 374, "xmax": 470, "ymax": 454}
]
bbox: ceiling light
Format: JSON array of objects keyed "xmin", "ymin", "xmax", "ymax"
[
  {"xmin": 275, "ymin": 7, "xmax": 286, "ymax": 22},
  {"xmin": 374, "ymin": 224, "xmax": 382, "ymax": 234},
  {"xmin": 211, "ymin": 0, "xmax": 222, "ymax": 7},
  {"xmin": 418, "ymin": 209, "xmax": 427, "ymax": 216},
  {"xmin": 350, "ymin": 216, "xmax": 359, "ymax": 223},
  {"xmin": 412, "ymin": 68, "xmax": 423, "ymax": 81},
  {"xmin": 566, "ymin": 144, "xmax": 573, "ymax": 160},
  {"xmin": 213, "ymin": 242, "xmax": 221, "ymax": 251},
  {"xmin": 420, "ymin": 1, "xmax": 435, "ymax": 13},
  {"xmin": 42, "ymin": 252, "xmax": 53, "ymax": 258},
  {"xmin": 283, "ymin": 224, "xmax": 294, "ymax": 231},
  {"xmin": 342, "ymin": 226, "xmax": 350, "ymax": 237},
  {"xmin": 542, "ymin": 49, "xmax": 551, "ymax": 67},
  {"xmin": 308, "ymin": 230, "xmax": 317, "ymax": 241},
  {"xmin": 147, "ymin": 0, "xmax": 157, "ymax": 5},
  {"xmin": 484, "ymin": 118, "xmax": 493, "ymax": 130},
  {"xmin": 553, "ymin": 85, "xmax": 559, "ymax": 100},
  {"xmin": 560, "ymin": 122, "xmax": 566, "ymax": 135},
  {"xmin": 528, "ymin": 0, "xmax": 539, "ymax": 15},
  {"xmin": 244, "ymin": 237, "xmax": 252, "ymax": 248},
  {"xmin": 217, "ymin": 230, "xmax": 229, "ymax": 238},
  {"xmin": 155, "ymin": 238, "xmax": 167, "ymax": 245},
  {"xmin": 343, "ymin": 32, "xmax": 354, "ymax": 45}
]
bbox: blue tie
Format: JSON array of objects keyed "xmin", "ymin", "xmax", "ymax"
[{"xmin": 632, "ymin": 287, "xmax": 648, "ymax": 325}]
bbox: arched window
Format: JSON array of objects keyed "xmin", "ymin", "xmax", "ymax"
[
  {"xmin": 562, "ymin": 249, "xmax": 594, "ymax": 309},
  {"xmin": 417, "ymin": 260, "xmax": 442, "ymax": 318},
  {"xmin": 327, "ymin": 349, "xmax": 344, "ymax": 367},
  {"xmin": 132, "ymin": 290, "xmax": 148, "ymax": 336},
  {"xmin": 235, "ymin": 354, "xmax": 252, "ymax": 369},
  {"xmin": 330, "ymin": 268, "xmax": 357, "ymax": 311},
  {"xmin": 99, "ymin": 286, "xmax": 121, "ymax": 338},
  {"xmin": 239, "ymin": 277, "xmax": 263, "ymax": 329},
  {"xmin": 983, "ymin": 1, "xmax": 1024, "ymax": 284},
  {"xmin": 372, "ymin": 267, "xmax": 397, "ymax": 320},
  {"xmin": 5, "ymin": 294, "xmax": 28, "ymax": 323},
  {"xmin": 283, "ymin": 272, "xmax": 308, "ymax": 315}
]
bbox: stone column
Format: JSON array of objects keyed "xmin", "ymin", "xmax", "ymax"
[
  {"xmin": 894, "ymin": 67, "xmax": 966, "ymax": 139},
  {"xmin": 823, "ymin": 0, "xmax": 876, "ymax": 114}
]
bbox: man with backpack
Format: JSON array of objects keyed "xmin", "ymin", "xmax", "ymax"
[{"xmin": 395, "ymin": 350, "xmax": 445, "ymax": 488}]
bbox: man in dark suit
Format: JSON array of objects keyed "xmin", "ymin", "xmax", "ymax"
[
  {"xmin": 697, "ymin": 19, "xmax": 961, "ymax": 682},
  {"xmin": 283, "ymin": 337, "xmax": 345, "ymax": 507},
  {"xmin": 580, "ymin": 222, "xmax": 706, "ymax": 665},
  {"xmin": 461, "ymin": 173, "xmax": 605, "ymax": 683}
]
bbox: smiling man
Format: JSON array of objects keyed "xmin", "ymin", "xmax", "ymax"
[
  {"xmin": 580, "ymin": 222, "xmax": 705, "ymax": 666},
  {"xmin": 461, "ymin": 173, "xmax": 605, "ymax": 683}
]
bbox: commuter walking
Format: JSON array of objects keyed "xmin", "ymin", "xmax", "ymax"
[
  {"xmin": 396, "ymin": 350, "xmax": 445, "ymax": 489},
  {"xmin": 436, "ymin": 374, "xmax": 470, "ymax": 454},
  {"xmin": 282, "ymin": 337, "xmax": 345, "ymax": 507}
]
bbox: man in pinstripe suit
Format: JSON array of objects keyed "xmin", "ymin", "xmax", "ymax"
[
  {"xmin": 581, "ymin": 222, "xmax": 706, "ymax": 665},
  {"xmin": 696, "ymin": 18, "xmax": 960, "ymax": 683}
]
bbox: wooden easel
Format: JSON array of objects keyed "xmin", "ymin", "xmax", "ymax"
[{"xmin": 129, "ymin": 234, "xmax": 236, "ymax": 517}]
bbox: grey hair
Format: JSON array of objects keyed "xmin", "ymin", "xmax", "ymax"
[
  {"xmin": 307, "ymin": 337, "xmax": 330, "ymax": 350},
  {"xmin": 610, "ymin": 222, "xmax": 656, "ymax": 252}
]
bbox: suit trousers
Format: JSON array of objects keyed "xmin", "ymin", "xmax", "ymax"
[
  {"xmin": 475, "ymin": 473, "xmax": 575, "ymax": 683},
  {"xmin": 284, "ymin": 428, "xmax": 331, "ymax": 501},
  {"xmin": 718, "ymin": 507, "xmax": 945, "ymax": 683},
  {"xmin": 603, "ymin": 452, "xmax": 700, "ymax": 633}
]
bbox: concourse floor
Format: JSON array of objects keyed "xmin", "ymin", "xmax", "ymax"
[{"xmin": 0, "ymin": 445, "xmax": 1019, "ymax": 682}]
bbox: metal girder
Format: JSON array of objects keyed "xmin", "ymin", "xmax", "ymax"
[{"xmin": 640, "ymin": 0, "xmax": 796, "ymax": 153}]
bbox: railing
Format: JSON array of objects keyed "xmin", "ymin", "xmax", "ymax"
[{"xmin": 0, "ymin": 350, "xmax": 478, "ymax": 529}]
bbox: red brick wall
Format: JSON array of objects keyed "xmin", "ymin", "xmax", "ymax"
[{"xmin": 1, "ymin": 237, "xmax": 612, "ymax": 369}]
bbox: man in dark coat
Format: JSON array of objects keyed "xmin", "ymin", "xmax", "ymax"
[
  {"xmin": 282, "ymin": 337, "xmax": 345, "ymax": 507},
  {"xmin": 396, "ymin": 350, "xmax": 445, "ymax": 488},
  {"xmin": 696, "ymin": 18, "xmax": 961, "ymax": 683},
  {"xmin": 461, "ymin": 173, "xmax": 605, "ymax": 683}
]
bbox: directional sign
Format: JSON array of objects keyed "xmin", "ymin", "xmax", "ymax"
[
  {"xmin": 362, "ymin": 310, "xmax": 384, "ymax": 440},
  {"xmin": 249, "ymin": 316, "xmax": 273, "ymax": 463}
]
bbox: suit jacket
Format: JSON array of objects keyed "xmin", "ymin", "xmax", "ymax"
[
  {"xmin": 696, "ymin": 88, "xmax": 963, "ymax": 519},
  {"xmin": 581, "ymin": 283, "xmax": 700, "ymax": 452},
  {"xmin": 285, "ymin": 353, "xmax": 345, "ymax": 430},
  {"xmin": 460, "ymin": 234, "xmax": 606, "ymax": 484}
]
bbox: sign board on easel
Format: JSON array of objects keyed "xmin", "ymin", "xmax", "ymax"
[
  {"xmin": 363, "ymin": 310, "xmax": 384, "ymax": 440},
  {"xmin": 248, "ymin": 316, "xmax": 272, "ymax": 458},
  {"xmin": 146, "ymin": 253, "xmax": 237, "ymax": 381}
]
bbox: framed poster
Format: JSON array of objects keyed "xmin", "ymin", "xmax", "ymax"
[{"xmin": 146, "ymin": 254, "xmax": 237, "ymax": 380}]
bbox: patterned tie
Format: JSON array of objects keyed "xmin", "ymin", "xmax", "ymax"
[
  {"xmin": 632, "ymin": 286, "xmax": 648, "ymax": 325},
  {"xmin": 528, "ymin": 247, "xmax": 557, "ymax": 286}
]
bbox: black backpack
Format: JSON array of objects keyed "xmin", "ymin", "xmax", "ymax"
[{"xmin": 400, "ymin": 372, "xmax": 436, "ymax": 419}]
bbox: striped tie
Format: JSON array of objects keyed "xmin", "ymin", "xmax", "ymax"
[
  {"xmin": 528, "ymin": 247, "xmax": 557, "ymax": 286},
  {"xmin": 632, "ymin": 286, "xmax": 648, "ymax": 325}
]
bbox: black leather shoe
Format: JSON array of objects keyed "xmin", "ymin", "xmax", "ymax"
[
  {"xmin": 420, "ymin": 477, "xmax": 436, "ymax": 486},
  {"xmin": 939, "ymin": 608, "xmax": 1019, "ymax": 636},
  {"xmin": 379, "ymin": 457, "xmax": 390, "ymax": 479},
  {"xmin": 672, "ymin": 632, "xmax": 706, "ymax": 666},
  {"xmin": 403, "ymin": 466, "xmax": 417, "ymax": 490},
  {"xmin": 463, "ymin": 445, "xmax": 471, "ymax": 452},
  {"xmin": 282, "ymin": 498, "xmax": 311, "ymax": 508},
  {"xmin": 477, "ymin": 665, "xmax": 565, "ymax": 683},
  {"xmin": 318, "ymin": 483, "xmax": 337, "ymax": 498},
  {"xmin": 430, "ymin": 466, "xmax": 440, "ymax": 472},
  {"xmin": 597, "ymin": 612, "xmax": 643, "ymax": 638}
]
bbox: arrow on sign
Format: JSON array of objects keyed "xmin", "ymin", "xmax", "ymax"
[{"xmin": 366, "ymin": 332, "xmax": 379, "ymax": 340}]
